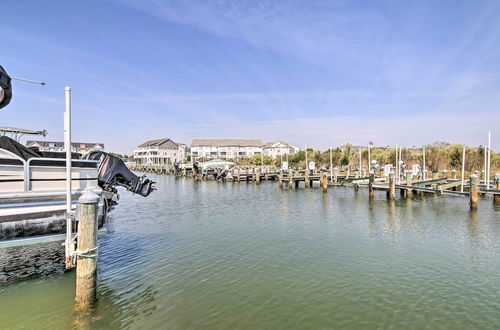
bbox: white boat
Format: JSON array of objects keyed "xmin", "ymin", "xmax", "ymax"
[{"xmin": 198, "ymin": 159, "xmax": 235, "ymax": 170}]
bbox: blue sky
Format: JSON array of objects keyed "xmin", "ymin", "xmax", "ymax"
[{"xmin": 1, "ymin": 0, "xmax": 499, "ymax": 153}]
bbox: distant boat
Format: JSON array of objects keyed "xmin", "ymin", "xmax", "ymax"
[{"xmin": 199, "ymin": 159, "xmax": 235, "ymax": 170}]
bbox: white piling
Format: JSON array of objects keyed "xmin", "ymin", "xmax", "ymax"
[
  {"xmin": 64, "ymin": 87, "xmax": 74, "ymax": 268},
  {"xmin": 460, "ymin": 147, "xmax": 466, "ymax": 193}
]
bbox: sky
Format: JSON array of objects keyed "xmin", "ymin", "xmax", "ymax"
[{"xmin": 1, "ymin": 0, "xmax": 499, "ymax": 154}]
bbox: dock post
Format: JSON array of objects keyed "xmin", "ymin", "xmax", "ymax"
[
  {"xmin": 75, "ymin": 188, "xmax": 100, "ymax": 309},
  {"xmin": 320, "ymin": 172, "xmax": 328, "ymax": 193},
  {"xmin": 278, "ymin": 171, "xmax": 283, "ymax": 190},
  {"xmin": 432, "ymin": 170, "xmax": 438, "ymax": 180},
  {"xmin": 494, "ymin": 174, "xmax": 500, "ymax": 205},
  {"xmin": 354, "ymin": 169, "xmax": 360, "ymax": 178},
  {"xmin": 387, "ymin": 172, "xmax": 395, "ymax": 200},
  {"xmin": 304, "ymin": 169, "xmax": 310, "ymax": 188},
  {"xmin": 469, "ymin": 174, "xmax": 478, "ymax": 210},
  {"xmin": 405, "ymin": 172, "xmax": 413, "ymax": 198},
  {"xmin": 288, "ymin": 170, "xmax": 294, "ymax": 190},
  {"xmin": 333, "ymin": 168, "xmax": 338, "ymax": 183},
  {"xmin": 452, "ymin": 169, "xmax": 457, "ymax": 180},
  {"xmin": 255, "ymin": 168, "xmax": 261, "ymax": 185},
  {"xmin": 345, "ymin": 168, "xmax": 350, "ymax": 181},
  {"xmin": 369, "ymin": 173, "xmax": 374, "ymax": 199}
]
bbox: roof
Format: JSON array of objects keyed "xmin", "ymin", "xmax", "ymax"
[
  {"xmin": 192, "ymin": 139, "xmax": 262, "ymax": 147},
  {"xmin": 138, "ymin": 138, "xmax": 178, "ymax": 148},
  {"xmin": 27, "ymin": 141, "xmax": 104, "ymax": 149},
  {"xmin": 262, "ymin": 141, "xmax": 295, "ymax": 148}
]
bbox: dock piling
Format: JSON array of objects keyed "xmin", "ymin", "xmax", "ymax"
[
  {"xmin": 369, "ymin": 173, "xmax": 374, "ymax": 199},
  {"xmin": 469, "ymin": 174, "xmax": 478, "ymax": 210},
  {"xmin": 75, "ymin": 188, "xmax": 100, "ymax": 309},
  {"xmin": 387, "ymin": 172, "xmax": 395, "ymax": 200},
  {"xmin": 494, "ymin": 174, "xmax": 500, "ymax": 205}
]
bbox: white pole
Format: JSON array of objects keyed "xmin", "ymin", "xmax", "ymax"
[
  {"xmin": 330, "ymin": 147, "xmax": 333, "ymax": 179},
  {"xmin": 399, "ymin": 146, "xmax": 402, "ymax": 184},
  {"xmin": 64, "ymin": 87, "xmax": 73, "ymax": 265},
  {"xmin": 368, "ymin": 144, "xmax": 371, "ymax": 174},
  {"xmin": 423, "ymin": 146, "xmax": 426, "ymax": 180},
  {"xmin": 395, "ymin": 145, "xmax": 399, "ymax": 182},
  {"xmin": 487, "ymin": 131, "xmax": 491, "ymax": 189},
  {"xmin": 460, "ymin": 146, "xmax": 466, "ymax": 193},
  {"xmin": 359, "ymin": 147, "xmax": 362, "ymax": 174},
  {"xmin": 483, "ymin": 144, "xmax": 487, "ymax": 183},
  {"xmin": 304, "ymin": 145, "xmax": 308, "ymax": 172}
]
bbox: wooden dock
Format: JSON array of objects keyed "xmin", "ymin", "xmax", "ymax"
[{"xmin": 129, "ymin": 164, "xmax": 500, "ymax": 208}]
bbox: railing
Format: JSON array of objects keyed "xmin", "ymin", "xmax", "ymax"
[{"xmin": 23, "ymin": 157, "xmax": 99, "ymax": 192}]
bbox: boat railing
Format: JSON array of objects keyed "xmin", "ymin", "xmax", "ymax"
[{"xmin": 24, "ymin": 157, "xmax": 99, "ymax": 192}]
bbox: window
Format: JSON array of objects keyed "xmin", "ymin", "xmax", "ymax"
[
  {"xmin": 210, "ymin": 152, "xmax": 217, "ymax": 156},
  {"xmin": 239, "ymin": 152, "xmax": 246, "ymax": 156},
  {"xmin": 220, "ymin": 152, "xmax": 227, "ymax": 156}
]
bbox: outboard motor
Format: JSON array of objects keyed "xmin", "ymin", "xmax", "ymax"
[
  {"xmin": 85, "ymin": 151, "xmax": 155, "ymax": 197},
  {"xmin": 0, "ymin": 65, "xmax": 13, "ymax": 109}
]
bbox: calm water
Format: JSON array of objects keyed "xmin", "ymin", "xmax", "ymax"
[{"xmin": 1, "ymin": 175, "xmax": 499, "ymax": 329}]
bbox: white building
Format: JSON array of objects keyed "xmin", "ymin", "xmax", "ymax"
[
  {"xmin": 26, "ymin": 140, "xmax": 105, "ymax": 155},
  {"xmin": 191, "ymin": 139, "xmax": 262, "ymax": 159},
  {"xmin": 262, "ymin": 141, "xmax": 299, "ymax": 159},
  {"xmin": 133, "ymin": 138, "xmax": 186, "ymax": 165}
]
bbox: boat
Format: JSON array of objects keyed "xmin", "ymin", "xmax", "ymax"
[{"xmin": 0, "ymin": 65, "xmax": 155, "ymax": 283}]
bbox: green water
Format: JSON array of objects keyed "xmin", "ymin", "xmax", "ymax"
[{"xmin": 1, "ymin": 175, "xmax": 499, "ymax": 329}]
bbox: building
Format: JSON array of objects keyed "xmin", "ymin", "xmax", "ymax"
[
  {"xmin": 26, "ymin": 140, "xmax": 105, "ymax": 155},
  {"xmin": 262, "ymin": 141, "xmax": 299, "ymax": 159},
  {"xmin": 191, "ymin": 139, "xmax": 263, "ymax": 159},
  {"xmin": 133, "ymin": 138, "xmax": 186, "ymax": 165}
]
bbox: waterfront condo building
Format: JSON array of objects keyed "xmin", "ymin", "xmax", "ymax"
[
  {"xmin": 26, "ymin": 140, "xmax": 105, "ymax": 155},
  {"xmin": 262, "ymin": 141, "xmax": 299, "ymax": 159},
  {"xmin": 191, "ymin": 139, "xmax": 263, "ymax": 159},
  {"xmin": 133, "ymin": 138, "xmax": 188, "ymax": 165}
]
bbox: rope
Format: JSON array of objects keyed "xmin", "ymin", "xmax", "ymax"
[{"xmin": 74, "ymin": 247, "xmax": 98, "ymax": 259}]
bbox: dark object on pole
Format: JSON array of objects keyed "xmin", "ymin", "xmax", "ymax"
[
  {"xmin": 0, "ymin": 65, "xmax": 13, "ymax": 109},
  {"xmin": 85, "ymin": 151, "xmax": 155, "ymax": 197}
]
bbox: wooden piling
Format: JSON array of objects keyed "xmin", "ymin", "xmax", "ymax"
[
  {"xmin": 469, "ymin": 174, "xmax": 478, "ymax": 210},
  {"xmin": 494, "ymin": 174, "xmax": 500, "ymax": 205},
  {"xmin": 405, "ymin": 172, "xmax": 413, "ymax": 198},
  {"xmin": 304, "ymin": 169, "xmax": 310, "ymax": 188},
  {"xmin": 75, "ymin": 188, "xmax": 100, "ymax": 309},
  {"xmin": 288, "ymin": 171, "xmax": 294, "ymax": 190},
  {"xmin": 320, "ymin": 172, "xmax": 328, "ymax": 193},
  {"xmin": 369, "ymin": 173, "xmax": 374, "ymax": 199},
  {"xmin": 387, "ymin": 172, "xmax": 395, "ymax": 200},
  {"xmin": 255, "ymin": 168, "xmax": 261, "ymax": 185}
]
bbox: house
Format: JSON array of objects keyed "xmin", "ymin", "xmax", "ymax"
[
  {"xmin": 191, "ymin": 139, "xmax": 263, "ymax": 159},
  {"xmin": 262, "ymin": 141, "xmax": 299, "ymax": 159},
  {"xmin": 26, "ymin": 140, "xmax": 105, "ymax": 155},
  {"xmin": 133, "ymin": 138, "xmax": 186, "ymax": 165}
]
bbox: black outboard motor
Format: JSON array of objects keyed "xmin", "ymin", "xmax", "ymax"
[
  {"xmin": 0, "ymin": 65, "xmax": 13, "ymax": 109},
  {"xmin": 173, "ymin": 161, "xmax": 181, "ymax": 175},
  {"xmin": 85, "ymin": 151, "xmax": 155, "ymax": 197},
  {"xmin": 193, "ymin": 161, "xmax": 200, "ymax": 175}
]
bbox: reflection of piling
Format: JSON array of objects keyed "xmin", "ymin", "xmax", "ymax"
[
  {"xmin": 75, "ymin": 189, "xmax": 100, "ymax": 308},
  {"xmin": 469, "ymin": 174, "xmax": 478, "ymax": 210}
]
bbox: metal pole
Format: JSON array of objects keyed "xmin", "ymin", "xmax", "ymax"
[
  {"xmin": 484, "ymin": 144, "xmax": 487, "ymax": 183},
  {"xmin": 399, "ymin": 146, "xmax": 402, "ymax": 184},
  {"xmin": 395, "ymin": 145, "xmax": 398, "ymax": 183},
  {"xmin": 368, "ymin": 144, "xmax": 371, "ymax": 174},
  {"xmin": 304, "ymin": 145, "xmax": 308, "ymax": 172},
  {"xmin": 11, "ymin": 76, "xmax": 46, "ymax": 85},
  {"xmin": 460, "ymin": 147, "xmax": 466, "ymax": 193},
  {"xmin": 359, "ymin": 147, "xmax": 362, "ymax": 175},
  {"xmin": 64, "ymin": 87, "xmax": 73, "ymax": 268},
  {"xmin": 422, "ymin": 146, "xmax": 426, "ymax": 180},
  {"xmin": 330, "ymin": 147, "xmax": 333, "ymax": 179},
  {"xmin": 487, "ymin": 131, "xmax": 491, "ymax": 189}
]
